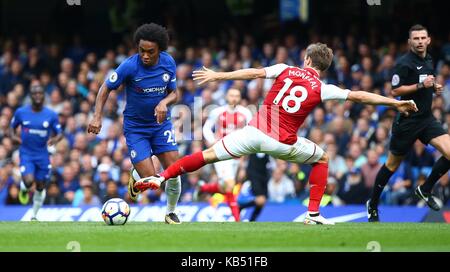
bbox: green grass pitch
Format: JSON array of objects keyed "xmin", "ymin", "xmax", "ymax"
[{"xmin": 1, "ymin": 222, "xmax": 449, "ymax": 252}]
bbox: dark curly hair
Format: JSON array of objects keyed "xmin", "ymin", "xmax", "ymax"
[{"xmin": 133, "ymin": 23, "xmax": 169, "ymax": 51}]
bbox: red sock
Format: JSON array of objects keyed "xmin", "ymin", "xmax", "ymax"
[
  {"xmin": 200, "ymin": 182, "xmax": 220, "ymax": 194},
  {"xmin": 225, "ymin": 192, "xmax": 240, "ymax": 222},
  {"xmin": 308, "ymin": 162, "xmax": 328, "ymax": 213},
  {"xmin": 161, "ymin": 152, "xmax": 206, "ymax": 180}
]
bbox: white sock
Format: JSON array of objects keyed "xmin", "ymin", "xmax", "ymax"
[
  {"xmin": 20, "ymin": 180, "xmax": 28, "ymax": 192},
  {"xmin": 165, "ymin": 177, "xmax": 181, "ymax": 215},
  {"xmin": 32, "ymin": 189, "xmax": 46, "ymax": 218},
  {"xmin": 132, "ymin": 168, "xmax": 141, "ymax": 181}
]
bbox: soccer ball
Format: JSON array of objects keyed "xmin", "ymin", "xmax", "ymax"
[{"xmin": 101, "ymin": 198, "xmax": 130, "ymax": 225}]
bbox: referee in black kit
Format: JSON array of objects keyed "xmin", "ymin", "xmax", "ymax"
[
  {"xmin": 367, "ymin": 24, "xmax": 450, "ymax": 222},
  {"xmin": 239, "ymin": 153, "xmax": 271, "ymax": 221}
]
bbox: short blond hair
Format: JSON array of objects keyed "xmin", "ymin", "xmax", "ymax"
[{"xmin": 305, "ymin": 43, "xmax": 334, "ymax": 72}]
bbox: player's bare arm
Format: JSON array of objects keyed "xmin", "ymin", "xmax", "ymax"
[
  {"xmin": 347, "ymin": 91, "xmax": 418, "ymax": 115},
  {"xmin": 9, "ymin": 126, "xmax": 22, "ymax": 145},
  {"xmin": 87, "ymin": 83, "xmax": 112, "ymax": 134},
  {"xmin": 47, "ymin": 133, "xmax": 64, "ymax": 146},
  {"xmin": 193, "ymin": 66, "xmax": 266, "ymax": 85},
  {"xmin": 392, "ymin": 75, "xmax": 435, "ymax": 96},
  {"xmin": 155, "ymin": 89, "xmax": 179, "ymax": 124}
]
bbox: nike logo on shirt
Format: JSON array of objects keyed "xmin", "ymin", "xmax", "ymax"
[{"xmin": 417, "ymin": 66, "xmax": 423, "ymax": 70}]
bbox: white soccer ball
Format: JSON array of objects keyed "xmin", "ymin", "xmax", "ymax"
[{"xmin": 101, "ymin": 198, "xmax": 130, "ymax": 225}]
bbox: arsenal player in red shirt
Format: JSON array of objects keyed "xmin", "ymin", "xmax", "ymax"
[
  {"xmin": 134, "ymin": 43, "xmax": 417, "ymax": 224},
  {"xmin": 200, "ymin": 88, "xmax": 252, "ymax": 221}
]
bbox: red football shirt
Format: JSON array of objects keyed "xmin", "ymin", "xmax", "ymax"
[{"xmin": 249, "ymin": 64, "xmax": 350, "ymax": 145}]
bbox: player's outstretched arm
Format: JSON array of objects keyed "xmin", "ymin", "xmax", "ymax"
[
  {"xmin": 347, "ymin": 91, "xmax": 418, "ymax": 116},
  {"xmin": 193, "ymin": 66, "xmax": 266, "ymax": 85},
  {"xmin": 87, "ymin": 83, "xmax": 112, "ymax": 134}
]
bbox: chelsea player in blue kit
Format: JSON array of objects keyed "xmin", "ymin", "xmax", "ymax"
[
  {"xmin": 88, "ymin": 23, "xmax": 182, "ymax": 224},
  {"xmin": 10, "ymin": 84, "xmax": 63, "ymax": 220}
]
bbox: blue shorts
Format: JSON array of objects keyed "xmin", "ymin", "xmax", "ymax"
[
  {"xmin": 20, "ymin": 155, "xmax": 51, "ymax": 182},
  {"xmin": 124, "ymin": 121, "xmax": 178, "ymax": 164}
]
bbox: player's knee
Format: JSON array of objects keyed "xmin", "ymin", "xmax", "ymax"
[
  {"xmin": 224, "ymin": 180, "xmax": 235, "ymax": 193},
  {"xmin": 134, "ymin": 158, "xmax": 157, "ymax": 178},
  {"xmin": 255, "ymin": 196, "xmax": 266, "ymax": 206},
  {"xmin": 35, "ymin": 182, "xmax": 45, "ymax": 191},
  {"xmin": 23, "ymin": 176, "xmax": 34, "ymax": 188},
  {"xmin": 317, "ymin": 153, "xmax": 329, "ymax": 164},
  {"xmin": 203, "ymin": 148, "xmax": 219, "ymax": 164},
  {"xmin": 441, "ymin": 147, "xmax": 450, "ymax": 161},
  {"xmin": 444, "ymin": 154, "xmax": 450, "ymax": 161},
  {"xmin": 432, "ymin": 135, "xmax": 450, "ymax": 160}
]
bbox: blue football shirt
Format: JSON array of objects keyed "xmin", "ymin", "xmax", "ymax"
[
  {"xmin": 11, "ymin": 105, "xmax": 62, "ymax": 156},
  {"xmin": 105, "ymin": 52, "xmax": 177, "ymax": 130}
]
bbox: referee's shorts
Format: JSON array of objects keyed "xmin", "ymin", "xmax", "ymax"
[{"xmin": 389, "ymin": 116, "xmax": 447, "ymax": 156}]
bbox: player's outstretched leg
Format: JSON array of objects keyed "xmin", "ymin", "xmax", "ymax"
[
  {"xmin": 304, "ymin": 161, "xmax": 335, "ymax": 225},
  {"xmin": 135, "ymin": 151, "xmax": 207, "ymax": 191}
]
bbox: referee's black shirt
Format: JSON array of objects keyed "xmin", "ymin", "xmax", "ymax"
[{"xmin": 391, "ymin": 50, "xmax": 435, "ymax": 119}]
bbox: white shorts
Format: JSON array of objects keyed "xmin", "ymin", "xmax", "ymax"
[
  {"xmin": 213, "ymin": 126, "xmax": 324, "ymax": 164},
  {"xmin": 214, "ymin": 159, "xmax": 239, "ymax": 184}
]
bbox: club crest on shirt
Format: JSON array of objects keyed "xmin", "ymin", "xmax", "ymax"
[
  {"xmin": 109, "ymin": 72, "xmax": 118, "ymax": 83},
  {"xmin": 162, "ymin": 73, "xmax": 170, "ymax": 82},
  {"xmin": 43, "ymin": 121, "xmax": 49, "ymax": 128},
  {"xmin": 131, "ymin": 150, "xmax": 137, "ymax": 159}
]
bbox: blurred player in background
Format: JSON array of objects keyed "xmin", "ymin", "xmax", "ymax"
[
  {"xmin": 238, "ymin": 153, "xmax": 271, "ymax": 222},
  {"xmin": 198, "ymin": 88, "xmax": 253, "ymax": 221},
  {"xmin": 135, "ymin": 43, "xmax": 418, "ymax": 225},
  {"xmin": 10, "ymin": 84, "xmax": 63, "ymax": 220},
  {"xmin": 87, "ymin": 23, "xmax": 182, "ymax": 224},
  {"xmin": 367, "ymin": 24, "xmax": 450, "ymax": 222}
]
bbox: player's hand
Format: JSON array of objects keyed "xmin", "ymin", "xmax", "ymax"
[
  {"xmin": 423, "ymin": 75, "xmax": 435, "ymax": 88},
  {"xmin": 87, "ymin": 117, "xmax": 102, "ymax": 134},
  {"xmin": 12, "ymin": 136, "xmax": 22, "ymax": 145},
  {"xmin": 155, "ymin": 102, "xmax": 168, "ymax": 124},
  {"xmin": 396, "ymin": 100, "xmax": 418, "ymax": 117},
  {"xmin": 192, "ymin": 66, "xmax": 218, "ymax": 85},
  {"xmin": 47, "ymin": 137, "xmax": 58, "ymax": 146},
  {"xmin": 434, "ymin": 83, "xmax": 444, "ymax": 95}
]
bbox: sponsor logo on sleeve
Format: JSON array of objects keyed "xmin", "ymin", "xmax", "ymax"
[{"xmin": 391, "ymin": 74, "xmax": 400, "ymax": 86}]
